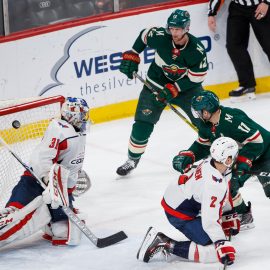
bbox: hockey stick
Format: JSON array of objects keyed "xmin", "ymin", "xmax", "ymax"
[
  {"xmin": 133, "ymin": 72, "xmax": 198, "ymax": 132},
  {"xmin": 245, "ymin": 170, "xmax": 270, "ymax": 177},
  {"xmin": 223, "ymin": 231, "xmax": 232, "ymax": 270},
  {"xmin": 0, "ymin": 136, "xmax": 127, "ymax": 248},
  {"xmin": 192, "ymin": 165, "xmax": 270, "ymax": 178}
]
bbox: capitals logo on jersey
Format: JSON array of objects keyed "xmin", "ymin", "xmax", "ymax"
[
  {"xmin": 212, "ymin": 175, "xmax": 222, "ymax": 183},
  {"xmin": 162, "ymin": 64, "xmax": 187, "ymax": 81}
]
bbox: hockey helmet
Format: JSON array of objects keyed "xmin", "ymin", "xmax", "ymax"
[
  {"xmin": 191, "ymin": 91, "xmax": 220, "ymax": 120},
  {"xmin": 210, "ymin": 137, "xmax": 239, "ymax": 168},
  {"xmin": 61, "ymin": 97, "xmax": 90, "ymax": 132},
  {"xmin": 166, "ymin": 9, "xmax": 190, "ymax": 32}
]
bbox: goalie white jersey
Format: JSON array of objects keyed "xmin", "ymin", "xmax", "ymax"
[
  {"xmin": 162, "ymin": 158, "xmax": 232, "ymax": 243},
  {"xmin": 29, "ymin": 118, "xmax": 86, "ymax": 188}
]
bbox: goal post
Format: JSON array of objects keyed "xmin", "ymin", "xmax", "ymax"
[{"xmin": 0, "ymin": 95, "xmax": 65, "ymax": 208}]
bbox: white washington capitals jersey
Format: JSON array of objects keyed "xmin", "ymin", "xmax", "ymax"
[
  {"xmin": 29, "ymin": 119, "xmax": 86, "ymax": 188},
  {"xmin": 162, "ymin": 158, "xmax": 232, "ymax": 243}
]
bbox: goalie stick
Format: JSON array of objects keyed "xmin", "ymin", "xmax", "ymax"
[
  {"xmin": 0, "ymin": 136, "xmax": 127, "ymax": 248},
  {"xmin": 133, "ymin": 72, "xmax": 198, "ymax": 132}
]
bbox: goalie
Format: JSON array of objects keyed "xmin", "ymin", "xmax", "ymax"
[{"xmin": 0, "ymin": 97, "xmax": 90, "ymax": 247}]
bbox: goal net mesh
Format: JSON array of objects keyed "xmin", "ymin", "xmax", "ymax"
[{"xmin": 0, "ymin": 96, "xmax": 65, "ymax": 209}]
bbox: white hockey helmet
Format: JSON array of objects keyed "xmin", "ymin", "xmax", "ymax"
[
  {"xmin": 210, "ymin": 137, "xmax": 238, "ymax": 168},
  {"xmin": 61, "ymin": 97, "xmax": 90, "ymax": 132}
]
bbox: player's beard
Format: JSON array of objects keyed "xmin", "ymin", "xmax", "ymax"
[{"xmin": 172, "ymin": 32, "xmax": 187, "ymax": 45}]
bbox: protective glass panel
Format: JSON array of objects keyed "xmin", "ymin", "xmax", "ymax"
[
  {"xmin": 7, "ymin": 0, "xmax": 99, "ymax": 33},
  {"xmin": 120, "ymin": 0, "xmax": 178, "ymax": 10},
  {"xmin": 93, "ymin": 0, "xmax": 113, "ymax": 14},
  {"xmin": 0, "ymin": 96, "xmax": 63, "ymax": 208},
  {"xmin": 0, "ymin": 1, "xmax": 4, "ymax": 35}
]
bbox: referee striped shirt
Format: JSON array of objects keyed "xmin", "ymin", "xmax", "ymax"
[{"xmin": 208, "ymin": 0, "xmax": 270, "ymax": 16}]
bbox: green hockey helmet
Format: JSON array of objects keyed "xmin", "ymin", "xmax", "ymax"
[
  {"xmin": 191, "ymin": 91, "xmax": 220, "ymax": 120},
  {"xmin": 166, "ymin": 9, "xmax": 191, "ymax": 32}
]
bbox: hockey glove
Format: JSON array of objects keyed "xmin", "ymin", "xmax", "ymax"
[
  {"xmin": 154, "ymin": 83, "xmax": 178, "ymax": 106},
  {"xmin": 233, "ymin": 156, "xmax": 252, "ymax": 187},
  {"xmin": 172, "ymin": 150, "xmax": 195, "ymax": 173},
  {"xmin": 119, "ymin": 50, "xmax": 140, "ymax": 79},
  {"xmin": 43, "ymin": 164, "xmax": 70, "ymax": 209},
  {"xmin": 221, "ymin": 211, "xmax": 240, "ymax": 237},
  {"xmin": 215, "ymin": 240, "xmax": 236, "ymax": 265}
]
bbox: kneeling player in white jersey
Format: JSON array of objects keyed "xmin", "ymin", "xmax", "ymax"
[
  {"xmin": 137, "ymin": 137, "xmax": 240, "ymax": 266},
  {"xmin": 0, "ymin": 97, "xmax": 90, "ymax": 247}
]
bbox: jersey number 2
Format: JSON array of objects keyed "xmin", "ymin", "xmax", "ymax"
[{"xmin": 210, "ymin": 196, "xmax": 217, "ymax": 208}]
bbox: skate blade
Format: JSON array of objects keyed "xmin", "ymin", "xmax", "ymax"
[
  {"xmin": 137, "ymin": 227, "xmax": 158, "ymax": 262},
  {"xmin": 230, "ymin": 93, "xmax": 256, "ymax": 103},
  {"xmin": 240, "ymin": 222, "xmax": 255, "ymax": 231}
]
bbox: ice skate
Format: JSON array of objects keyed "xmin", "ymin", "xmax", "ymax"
[
  {"xmin": 239, "ymin": 202, "xmax": 255, "ymax": 231},
  {"xmin": 229, "ymin": 87, "xmax": 256, "ymax": 103},
  {"xmin": 116, "ymin": 158, "xmax": 140, "ymax": 176},
  {"xmin": 137, "ymin": 227, "xmax": 172, "ymax": 263}
]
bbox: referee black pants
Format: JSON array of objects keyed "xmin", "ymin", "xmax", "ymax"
[{"xmin": 226, "ymin": 2, "xmax": 270, "ymax": 88}]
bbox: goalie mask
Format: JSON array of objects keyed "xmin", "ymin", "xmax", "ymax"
[
  {"xmin": 166, "ymin": 9, "xmax": 191, "ymax": 34},
  {"xmin": 61, "ymin": 97, "xmax": 90, "ymax": 132},
  {"xmin": 191, "ymin": 91, "xmax": 220, "ymax": 121},
  {"xmin": 210, "ymin": 137, "xmax": 239, "ymax": 168}
]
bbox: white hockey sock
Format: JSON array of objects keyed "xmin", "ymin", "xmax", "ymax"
[{"xmin": 188, "ymin": 242, "xmax": 218, "ymax": 263}]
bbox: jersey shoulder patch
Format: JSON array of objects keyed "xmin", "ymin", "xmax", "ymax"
[
  {"xmin": 48, "ymin": 119, "xmax": 72, "ymax": 138},
  {"xmin": 146, "ymin": 27, "xmax": 166, "ymax": 37},
  {"xmin": 212, "ymin": 175, "xmax": 222, "ymax": 183},
  {"xmin": 57, "ymin": 121, "xmax": 69, "ymax": 128},
  {"xmin": 144, "ymin": 27, "xmax": 170, "ymax": 48},
  {"xmin": 51, "ymin": 118, "xmax": 71, "ymax": 129}
]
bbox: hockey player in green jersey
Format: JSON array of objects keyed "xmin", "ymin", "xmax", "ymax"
[
  {"xmin": 173, "ymin": 90, "xmax": 270, "ymax": 229},
  {"xmin": 117, "ymin": 9, "xmax": 208, "ymax": 176}
]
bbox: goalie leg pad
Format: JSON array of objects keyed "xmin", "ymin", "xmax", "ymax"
[
  {"xmin": 44, "ymin": 211, "xmax": 86, "ymax": 246},
  {"xmin": 0, "ymin": 196, "xmax": 51, "ymax": 247}
]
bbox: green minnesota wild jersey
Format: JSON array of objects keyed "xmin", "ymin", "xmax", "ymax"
[
  {"xmin": 132, "ymin": 27, "xmax": 208, "ymax": 92},
  {"xmin": 189, "ymin": 106, "xmax": 270, "ymax": 162}
]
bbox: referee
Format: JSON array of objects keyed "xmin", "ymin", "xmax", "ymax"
[{"xmin": 208, "ymin": 0, "xmax": 270, "ymax": 101}]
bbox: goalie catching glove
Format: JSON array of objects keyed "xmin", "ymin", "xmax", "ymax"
[
  {"xmin": 154, "ymin": 83, "xmax": 178, "ymax": 106},
  {"xmin": 120, "ymin": 50, "xmax": 140, "ymax": 79},
  {"xmin": 173, "ymin": 150, "xmax": 195, "ymax": 173},
  {"xmin": 43, "ymin": 164, "xmax": 70, "ymax": 209}
]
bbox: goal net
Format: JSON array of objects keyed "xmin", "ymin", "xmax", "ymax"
[{"xmin": 0, "ymin": 95, "xmax": 65, "ymax": 209}]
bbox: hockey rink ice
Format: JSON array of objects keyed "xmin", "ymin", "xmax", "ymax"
[{"xmin": 1, "ymin": 93, "xmax": 270, "ymax": 270}]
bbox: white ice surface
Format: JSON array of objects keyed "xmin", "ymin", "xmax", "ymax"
[{"xmin": 1, "ymin": 94, "xmax": 270, "ymax": 270}]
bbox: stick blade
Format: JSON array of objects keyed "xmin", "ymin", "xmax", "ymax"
[{"xmin": 96, "ymin": 231, "xmax": 128, "ymax": 248}]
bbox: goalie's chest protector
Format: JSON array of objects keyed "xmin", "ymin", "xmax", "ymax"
[
  {"xmin": 30, "ymin": 119, "xmax": 86, "ymax": 188},
  {"xmin": 57, "ymin": 130, "xmax": 86, "ymax": 169},
  {"xmin": 56, "ymin": 125, "xmax": 86, "ymax": 187}
]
